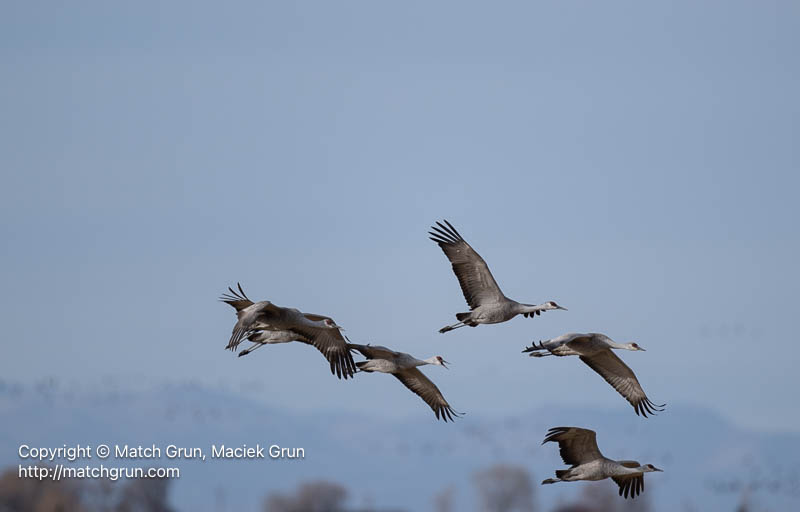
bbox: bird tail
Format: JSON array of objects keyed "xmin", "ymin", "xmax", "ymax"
[
  {"xmin": 555, "ymin": 470, "xmax": 569, "ymax": 479},
  {"xmin": 455, "ymin": 312, "xmax": 471, "ymax": 322}
]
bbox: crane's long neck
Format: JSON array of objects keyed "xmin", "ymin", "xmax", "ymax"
[
  {"xmin": 615, "ymin": 464, "xmax": 646, "ymax": 476},
  {"xmin": 606, "ymin": 339, "xmax": 636, "ymax": 351},
  {"xmin": 516, "ymin": 303, "xmax": 547, "ymax": 314}
]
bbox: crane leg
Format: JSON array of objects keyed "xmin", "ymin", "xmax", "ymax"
[
  {"xmin": 439, "ymin": 322, "xmax": 466, "ymax": 334},
  {"xmin": 238, "ymin": 342, "xmax": 266, "ymax": 357}
]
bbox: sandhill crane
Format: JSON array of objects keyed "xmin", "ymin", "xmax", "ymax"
[
  {"xmin": 429, "ymin": 220, "xmax": 566, "ymax": 333},
  {"xmin": 220, "ymin": 284, "xmax": 357, "ymax": 379},
  {"xmin": 541, "ymin": 426, "xmax": 663, "ymax": 499},
  {"xmin": 523, "ymin": 333, "xmax": 665, "ymax": 417},
  {"xmin": 347, "ymin": 343, "xmax": 462, "ymax": 422}
]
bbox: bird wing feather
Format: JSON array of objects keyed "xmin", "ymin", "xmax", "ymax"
[
  {"xmin": 225, "ymin": 302, "xmax": 283, "ymax": 351},
  {"xmin": 542, "ymin": 427, "xmax": 604, "ymax": 466},
  {"xmin": 429, "ymin": 220, "xmax": 505, "ymax": 310},
  {"xmin": 393, "ymin": 367, "xmax": 462, "ymax": 422},
  {"xmin": 612, "ymin": 466, "xmax": 645, "ymax": 499},
  {"xmin": 346, "ymin": 343, "xmax": 399, "ymax": 360},
  {"xmin": 579, "ymin": 350, "xmax": 665, "ymax": 417},
  {"xmin": 287, "ymin": 323, "xmax": 357, "ymax": 380},
  {"xmin": 219, "ymin": 283, "xmax": 254, "ymax": 312}
]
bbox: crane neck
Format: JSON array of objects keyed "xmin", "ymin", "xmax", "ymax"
[{"xmin": 517, "ymin": 303, "xmax": 546, "ymax": 314}]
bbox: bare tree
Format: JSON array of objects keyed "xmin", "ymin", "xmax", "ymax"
[
  {"xmin": 264, "ymin": 481, "xmax": 348, "ymax": 512},
  {"xmin": 115, "ymin": 477, "xmax": 174, "ymax": 512},
  {"xmin": 473, "ymin": 464, "xmax": 535, "ymax": 512},
  {"xmin": 551, "ymin": 482, "xmax": 651, "ymax": 512},
  {"xmin": 0, "ymin": 466, "xmax": 84, "ymax": 512},
  {"xmin": 433, "ymin": 485, "xmax": 455, "ymax": 512}
]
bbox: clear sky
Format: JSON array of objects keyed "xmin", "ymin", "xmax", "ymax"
[{"xmin": 2, "ymin": 1, "xmax": 798, "ymax": 431}]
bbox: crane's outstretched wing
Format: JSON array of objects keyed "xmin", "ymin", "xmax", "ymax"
[
  {"xmin": 429, "ymin": 220, "xmax": 505, "ymax": 310},
  {"xmin": 346, "ymin": 343, "xmax": 400, "ymax": 360},
  {"xmin": 542, "ymin": 427, "xmax": 604, "ymax": 466},
  {"xmin": 523, "ymin": 333, "xmax": 591, "ymax": 356},
  {"xmin": 289, "ymin": 321, "xmax": 357, "ymax": 380},
  {"xmin": 393, "ymin": 368, "xmax": 462, "ymax": 422},
  {"xmin": 612, "ymin": 461, "xmax": 645, "ymax": 499},
  {"xmin": 579, "ymin": 351, "xmax": 665, "ymax": 417},
  {"xmin": 220, "ymin": 284, "xmax": 284, "ymax": 351},
  {"xmin": 219, "ymin": 283, "xmax": 254, "ymax": 312}
]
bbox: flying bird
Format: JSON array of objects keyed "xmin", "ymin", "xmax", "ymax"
[
  {"xmin": 347, "ymin": 343, "xmax": 462, "ymax": 422},
  {"xmin": 429, "ymin": 220, "xmax": 566, "ymax": 333},
  {"xmin": 541, "ymin": 426, "xmax": 663, "ymax": 499},
  {"xmin": 523, "ymin": 333, "xmax": 664, "ymax": 417},
  {"xmin": 220, "ymin": 284, "xmax": 357, "ymax": 379}
]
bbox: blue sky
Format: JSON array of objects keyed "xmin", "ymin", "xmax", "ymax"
[{"xmin": 1, "ymin": 1, "xmax": 798, "ymax": 431}]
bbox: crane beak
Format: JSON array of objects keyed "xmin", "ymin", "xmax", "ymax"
[
  {"xmin": 654, "ymin": 467, "xmax": 663, "ymax": 472},
  {"xmin": 556, "ymin": 305, "xmax": 568, "ymax": 311},
  {"xmin": 442, "ymin": 360, "xmax": 451, "ymax": 369}
]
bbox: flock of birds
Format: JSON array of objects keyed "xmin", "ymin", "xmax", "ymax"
[{"xmin": 219, "ymin": 220, "xmax": 665, "ymax": 499}]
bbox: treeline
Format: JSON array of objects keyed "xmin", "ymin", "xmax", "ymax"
[
  {"xmin": 0, "ymin": 466, "xmax": 173, "ymax": 512},
  {"xmin": 0, "ymin": 463, "xmax": 758, "ymax": 512},
  {"xmin": 261, "ymin": 463, "xmax": 651, "ymax": 512}
]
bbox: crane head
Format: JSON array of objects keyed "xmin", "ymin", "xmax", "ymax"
[
  {"xmin": 628, "ymin": 342, "xmax": 645, "ymax": 351},
  {"xmin": 643, "ymin": 464, "xmax": 663, "ymax": 472},
  {"xmin": 546, "ymin": 301, "xmax": 568, "ymax": 311},
  {"xmin": 434, "ymin": 356, "xmax": 450, "ymax": 369}
]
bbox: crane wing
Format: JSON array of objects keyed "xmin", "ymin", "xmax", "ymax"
[
  {"xmin": 220, "ymin": 283, "xmax": 281, "ymax": 349},
  {"xmin": 219, "ymin": 283, "xmax": 254, "ymax": 312},
  {"xmin": 429, "ymin": 220, "xmax": 505, "ymax": 310},
  {"xmin": 542, "ymin": 427, "xmax": 604, "ymax": 466},
  {"xmin": 524, "ymin": 333, "xmax": 592, "ymax": 356},
  {"xmin": 612, "ymin": 462, "xmax": 645, "ymax": 499},
  {"xmin": 288, "ymin": 323, "xmax": 357, "ymax": 380},
  {"xmin": 346, "ymin": 343, "xmax": 399, "ymax": 360},
  {"xmin": 393, "ymin": 367, "xmax": 462, "ymax": 422},
  {"xmin": 579, "ymin": 351, "xmax": 665, "ymax": 417}
]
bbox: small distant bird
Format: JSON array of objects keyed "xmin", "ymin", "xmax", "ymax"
[
  {"xmin": 523, "ymin": 333, "xmax": 664, "ymax": 417},
  {"xmin": 220, "ymin": 284, "xmax": 356, "ymax": 379},
  {"xmin": 541, "ymin": 426, "xmax": 663, "ymax": 499},
  {"xmin": 347, "ymin": 343, "xmax": 462, "ymax": 422},
  {"xmin": 429, "ymin": 220, "xmax": 566, "ymax": 333}
]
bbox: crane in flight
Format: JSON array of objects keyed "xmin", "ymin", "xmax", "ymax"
[
  {"xmin": 523, "ymin": 332, "xmax": 665, "ymax": 417},
  {"xmin": 541, "ymin": 426, "xmax": 663, "ymax": 499},
  {"xmin": 220, "ymin": 283, "xmax": 357, "ymax": 379},
  {"xmin": 348, "ymin": 343, "xmax": 462, "ymax": 422},
  {"xmin": 429, "ymin": 220, "xmax": 566, "ymax": 333}
]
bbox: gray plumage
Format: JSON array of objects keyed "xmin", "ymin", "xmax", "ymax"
[
  {"xmin": 429, "ymin": 220, "xmax": 566, "ymax": 333},
  {"xmin": 348, "ymin": 343, "xmax": 462, "ymax": 422},
  {"xmin": 541, "ymin": 426, "xmax": 663, "ymax": 499},
  {"xmin": 523, "ymin": 333, "xmax": 665, "ymax": 417},
  {"xmin": 220, "ymin": 283, "xmax": 356, "ymax": 379}
]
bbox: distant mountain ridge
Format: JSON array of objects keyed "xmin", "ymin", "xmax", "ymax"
[{"xmin": 1, "ymin": 380, "xmax": 798, "ymax": 511}]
